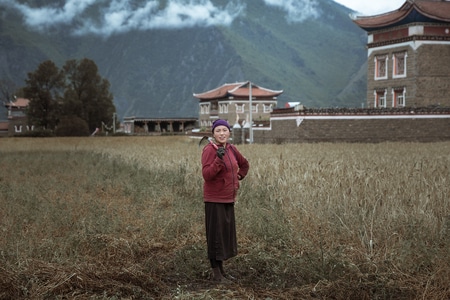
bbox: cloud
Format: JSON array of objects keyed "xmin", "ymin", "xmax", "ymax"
[
  {"xmin": 0, "ymin": 0, "xmax": 245, "ymax": 37},
  {"xmin": 0, "ymin": 0, "xmax": 319, "ymax": 37},
  {"xmin": 263, "ymin": 0, "xmax": 320, "ymax": 23},
  {"xmin": 0, "ymin": 0, "xmax": 97, "ymax": 29}
]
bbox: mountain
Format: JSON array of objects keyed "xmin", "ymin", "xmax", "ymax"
[{"xmin": 0, "ymin": 0, "xmax": 368, "ymax": 120}]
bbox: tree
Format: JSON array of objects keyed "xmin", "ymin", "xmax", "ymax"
[
  {"xmin": 23, "ymin": 60, "xmax": 65, "ymax": 130},
  {"xmin": 21, "ymin": 58, "xmax": 116, "ymax": 135},
  {"xmin": 55, "ymin": 115, "xmax": 90, "ymax": 137},
  {"xmin": 62, "ymin": 58, "xmax": 116, "ymax": 132}
]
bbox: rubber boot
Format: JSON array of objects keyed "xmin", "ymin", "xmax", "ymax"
[
  {"xmin": 211, "ymin": 267, "xmax": 231, "ymax": 284},
  {"xmin": 219, "ymin": 261, "xmax": 235, "ymax": 281}
]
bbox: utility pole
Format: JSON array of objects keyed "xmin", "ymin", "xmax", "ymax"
[
  {"xmin": 249, "ymin": 81, "xmax": 253, "ymax": 144},
  {"xmin": 113, "ymin": 113, "xmax": 116, "ymax": 134}
]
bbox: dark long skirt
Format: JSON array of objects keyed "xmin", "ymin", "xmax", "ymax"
[{"xmin": 205, "ymin": 202, "xmax": 237, "ymax": 262}]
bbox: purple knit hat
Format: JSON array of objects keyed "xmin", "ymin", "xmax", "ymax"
[{"xmin": 211, "ymin": 119, "xmax": 230, "ymax": 132}]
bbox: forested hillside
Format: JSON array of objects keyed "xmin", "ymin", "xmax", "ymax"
[{"xmin": 0, "ymin": 0, "xmax": 367, "ymax": 119}]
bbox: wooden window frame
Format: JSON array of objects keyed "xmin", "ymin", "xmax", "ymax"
[
  {"xmin": 392, "ymin": 88, "xmax": 406, "ymax": 107},
  {"xmin": 374, "ymin": 89, "xmax": 387, "ymax": 108},
  {"xmin": 392, "ymin": 52, "xmax": 407, "ymax": 78},
  {"xmin": 375, "ymin": 55, "xmax": 388, "ymax": 80}
]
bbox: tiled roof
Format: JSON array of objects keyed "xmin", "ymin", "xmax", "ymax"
[
  {"xmin": 353, "ymin": 0, "xmax": 450, "ymax": 30},
  {"xmin": 193, "ymin": 81, "xmax": 283, "ymax": 100},
  {"xmin": 4, "ymin": 98, "xmax": 29, "ymax": 108}
]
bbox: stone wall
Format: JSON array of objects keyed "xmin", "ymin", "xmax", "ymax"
[
  {"xmin": 366, "ymin": 43, "xmax": 450, "ymax": 108},
  {"xmin": 416, "ymin": 44, "xmax": 450, "ymax": 107},
  {"xmin": 253, "ymin": 115, "xmax": 450, "ymax": 143}
]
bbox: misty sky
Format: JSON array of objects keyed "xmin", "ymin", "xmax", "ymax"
[
  {"xmin": 333, "ymin": 0, "xmax": 406, "ymax": 16},
  {"xmin": 0, "ymin": 0, "xmax": 324, "ymax": 37}
]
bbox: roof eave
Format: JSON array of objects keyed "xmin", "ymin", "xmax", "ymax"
[{"xmin": 353, "ymin": 1, "xmax": 450, "ymax": 31}]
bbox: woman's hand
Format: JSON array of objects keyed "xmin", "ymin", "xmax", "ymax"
[{"xmin": 217, "ymin": 147, "xmax": 225, "ymax": 159}]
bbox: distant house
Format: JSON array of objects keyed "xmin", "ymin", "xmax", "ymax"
[
  {"xmin": 122, "ymin": 117, "xmax": 197, "ymax": 135},
  {"xmin": 3, "ymin": 98, "xmax": 31, "ymax": 136},
  {"xmin": 352, "ymin": 0, "xmax": 450, "ymax": 108},
  {"xmin": 193, "ymin": 81, "xmax": 283, "ymax": 129},
  {"xmin": 0, "ymin": 121, "xmax": 8, "ymax": 137}
]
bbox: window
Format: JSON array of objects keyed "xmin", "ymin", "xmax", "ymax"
[
  {"xmin": 393, "ymin": 52, "xmax": 407, "ymax": 78},
  {"xmin": 251, "ymin": 104, "xmax": 258, "ymax": 113},
  {"xmin": 392, "ymin": 88, "xmax": 406, "ymax": 107},
  {"xmin": 219, "ymin": 103, "xmax": 228, "ymax": 113},
  {"xmin": 374, "ymin": 90, "xmax": 387, "ymax": 108},
  {"xmin": 375, "ymin": 55, "xmax": 388, "ymax": 80},
  {"xmin": 263, "ymin": 104, "xmax": 273, "ymax": 113},
  {"xmin": 235, "ymin": 104, "xmax": 245, "ymax": 114},
  {"xmin": 200, "ymin": 104, "xmax": 210, "ymax": 114}
]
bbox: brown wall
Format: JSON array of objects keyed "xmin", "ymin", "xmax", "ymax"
[
  {"xmin": 7, "ymin": 117, "xmax": 30, "ymax": 137},
  {"xmin": 416, "ymin": 45, "xmax": 450, "ymax": 107},
  {"xmin": 367, "ymin": 43, "xmax": 450, "ymax": 108},
  {"xmin": 254, "ymin": 116, "xmax": 450, "ymax": 143},
  {"xmin": 367, "ymin": 44, "xmax": 417, "ymax": 107}
]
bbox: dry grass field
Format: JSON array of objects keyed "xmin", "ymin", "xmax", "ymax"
[{"xmin": 0, "ymin": 136, "xmax": 449, "ymax": 299}]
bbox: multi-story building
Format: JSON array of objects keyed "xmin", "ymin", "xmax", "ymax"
[
  {"xmin": 353, "ymin": 0, "xmax": 450, "ymax": 108},
  {"xmin": 2, "ymin": 98, "xmax": 31, "ymax": 136},
  {"xmin": 193, "ymin": 81, "xmax": 283, "ymax": 129}
]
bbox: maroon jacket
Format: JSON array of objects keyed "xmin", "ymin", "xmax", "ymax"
[{"xmin": 202, "ymin": 143, "xmax": 249, "ymax": 203}]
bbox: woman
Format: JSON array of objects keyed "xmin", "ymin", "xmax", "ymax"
[{"xmin": 201, "ymin": 119, "xmax": 249, "ymax": 283}]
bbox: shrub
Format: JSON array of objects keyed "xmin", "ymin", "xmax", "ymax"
[
  {"xmin": 14, "ymin": 128, "xmax": 55, "ymax": 137},
  {"xmin": 55, "ymin": 115, "xmax": 90, "ymax": 136}
]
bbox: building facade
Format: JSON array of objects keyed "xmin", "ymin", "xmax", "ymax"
[
  {"xmin": 122, "ymin": 117, "xmax": 197, "ymax": 135},
  {"xmin": 353, "ymin": 0, "xmax": 450, "ymax": 108},
  {"xmin": 193, "ymin": 81, "xmax": 283, "ymax": 129},
  {"xmin": 3, "ymin": 98, "xmax": 31, "ymax": 137}
]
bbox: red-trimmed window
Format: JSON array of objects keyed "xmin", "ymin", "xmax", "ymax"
[
  {"xmin": 392, "ymin": 88, "xmax": 406, "ymax": 107},
  {"xmin": 374, "ymin": 90, "xmax": 387, "ymax": 108},
  {"xmin": 375, "ymin": 55, "xmax": 388, "ymax": 80},
  {"xmin": 393, "ymin": 52, "xmax": 407, "ymax": 78}
]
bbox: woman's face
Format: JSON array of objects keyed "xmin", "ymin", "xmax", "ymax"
[{"xmin": 213, "ymin": 125, "xmax": 230, "ymax": 145}]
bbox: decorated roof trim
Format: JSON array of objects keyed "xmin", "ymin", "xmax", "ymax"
[
  {"xmin": 193, "ymin": 82, "xmax": 244, "ymax": 99},
  {"xmin": 193, "ymin": 81, "xmax": 283, "ymax": 100},
  {"xmin": 352, "ymin": 0, "xmax": 450, "ymax": 31}
]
